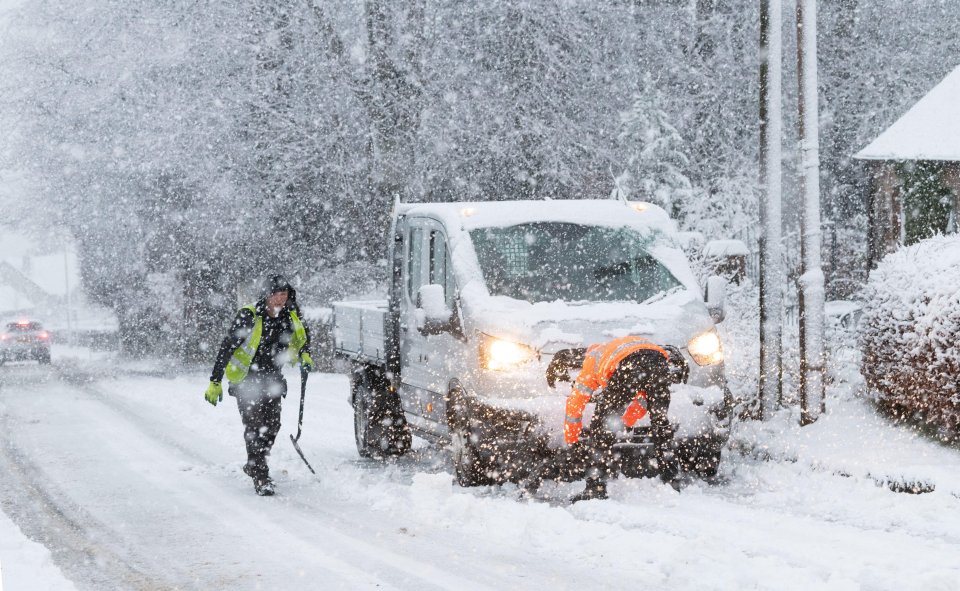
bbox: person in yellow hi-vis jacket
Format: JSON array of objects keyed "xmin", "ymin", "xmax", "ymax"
[
  {"xmin": 547, "ymin": 335, "xmax": 679, "ymax": 502},
  {"xmin": 203, "ymin": 275, "xmax": 313, "ymax": 496}
]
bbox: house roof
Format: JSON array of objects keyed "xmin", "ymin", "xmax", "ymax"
[{"xmin": 855, "ymin": 65, "xmax": 960, "ymax": 161}]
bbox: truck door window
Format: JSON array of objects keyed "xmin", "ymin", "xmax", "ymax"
[
  {"xmin": 408, "ymin": 227, "xmax": 425, "ymax": 302},
  {"xmin": 429, "ymin": 230, "xmax": 456, "ymax": 308}
]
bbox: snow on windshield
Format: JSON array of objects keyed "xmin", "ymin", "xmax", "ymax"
[{"xmin": 470, "ymin": 222, "xmax": 682, "ymax": 304}]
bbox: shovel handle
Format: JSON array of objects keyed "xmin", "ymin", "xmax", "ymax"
[{"xmin": 294, "ymin": 366, "xmax": 308, "ymax": 442}]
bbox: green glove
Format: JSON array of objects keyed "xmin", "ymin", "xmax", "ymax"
[
  {"xmin": 300, "ymin": 352, "xmax": 315, "ymax": 373},
  {"xmin": 204, "ymin": 381, "xmax": 223, "ymax": 406}
]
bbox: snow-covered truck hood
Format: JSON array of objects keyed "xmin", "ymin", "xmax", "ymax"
[{"xmin": 467, "ymin": 289, "xmax": 714, "ymax": 353}]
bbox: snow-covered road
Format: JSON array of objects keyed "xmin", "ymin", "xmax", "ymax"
[{"xmin": 1, "ymin": 355, "xmax": 959, "ymax": 590}]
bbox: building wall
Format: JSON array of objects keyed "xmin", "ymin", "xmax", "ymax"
[
  {"xmin": 944, "ymin": 162, "xmax": 960, "ymax": 232},
  {"xmin": 867, "ymin": 161, "xmax": 902, "ymax": 268}
]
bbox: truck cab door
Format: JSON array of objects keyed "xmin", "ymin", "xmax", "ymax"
[
  {"xmin": 418, "ymin": 223, "xmax": 461, "ymax": 428},
  {"xmin": 399, "ymin": 217, "xmax": 461, "ymax": 434},
  {"xmin": 398, "ymin": 218, "xmax": 433, "ymax": 421}
]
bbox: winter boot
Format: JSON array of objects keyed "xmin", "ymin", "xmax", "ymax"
[
  {"xmin": 243, "ymin": 463, "xmax": 274, "ymax": 496},
  {"xmin": 254, "ymin": 477, "xmax": 275, "ymax": 497},
  {"xmin": 570, "ymin": 478, "xmax": 608, "ymax": 503}
]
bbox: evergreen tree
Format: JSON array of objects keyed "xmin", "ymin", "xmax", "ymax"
[
  {"xmin": 898, "ymin": 162, "xmax": 954, "ymax": 245},
  {"xmin": 618, "ymin": 75, "xmax": 695, "ymax": 223}
]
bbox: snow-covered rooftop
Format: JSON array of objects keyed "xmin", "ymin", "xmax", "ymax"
[{"xmin": 855, "ymin": 64, "xmax": 960, "ymax": 161}]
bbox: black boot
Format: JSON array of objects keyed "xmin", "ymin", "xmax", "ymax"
[
  {"xmin": 570, "ymin": 478, "xmax": 608, "ymax": 503},
  {"xmin": 657, "ymin": 451, "xmax": 684, "ymax": 492},
  {"xmin": 243, "ymin": 462, "xmax": 275, "ymax": 496},
  {"xmin": 254, "ymin": 477, "xmax": 275, "ymax": 496}
]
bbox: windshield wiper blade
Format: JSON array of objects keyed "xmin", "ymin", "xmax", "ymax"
[{"xmin": 640, "ymin": 285, "xmax": 684, "ymax": 305}]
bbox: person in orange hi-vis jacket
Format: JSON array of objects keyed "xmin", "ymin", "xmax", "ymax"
[{"xmin": 546, "ymin": 335, "xmax": 680, "ymax": 502}]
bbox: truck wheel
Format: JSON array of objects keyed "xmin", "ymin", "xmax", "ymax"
[
  {"xmin": 450, "ymin": 425, "xmax": 491, "ymax": 487},
  {"xmin": 352, "ymin": 369, "xmax": 410, "ymax": 459},
  {"xmin": 447, "ymin": 390, "xmax": 495, "ymax": 487},
  {"xmin": 693, "ymin": 447, "xmax": 722, "ymax": 479}
]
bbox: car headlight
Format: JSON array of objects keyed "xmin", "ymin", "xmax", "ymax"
[
  {"xmin": 687, "ymin": 330, "xmax": 723, "ymax": 366},
  {"xmin": 479, "ymin": 334, "xmax": 538, "ymax": 371}
]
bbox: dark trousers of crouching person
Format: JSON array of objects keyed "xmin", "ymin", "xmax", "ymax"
[
  {"xmin": 575, "ymin": 349, "xmax": 676, "ymax": 499},
  {"xmin": 230, "ymin": 371, "xmax": 287, "ymax": 485}
]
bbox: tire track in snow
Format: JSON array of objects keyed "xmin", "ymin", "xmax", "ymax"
[{"xmin": 0, "ymin": 369, "xmax": 395, "ymax": 589}]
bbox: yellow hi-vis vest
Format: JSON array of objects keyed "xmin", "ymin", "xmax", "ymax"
[{"xmin": 224, "ymin": 304, "xmax": 308, "ymax": 384}]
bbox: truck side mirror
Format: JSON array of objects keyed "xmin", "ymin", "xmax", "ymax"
[
  {"xmin": 705, "ymin": 275, "xmax": 727, "ymax": 324},
  {"xmin": 416, "ymin": 284, "xmax": 454, "ymax": 335}
]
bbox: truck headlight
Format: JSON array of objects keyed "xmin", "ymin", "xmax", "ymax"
[
  {"xmin": 687, "ymin": 330, "xmax": 723, "ymax": 366},
  {"xmin": 479, "ymin": 334, "xmax": 538, "ymax": 371}
]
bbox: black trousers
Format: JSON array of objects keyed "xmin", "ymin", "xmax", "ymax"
[
  {"xmin": 580, "ymin": 349, "xmax": 676, "ymax": 484},
  {"xmin": 230, "ymin": 372, "xmax": 286, "ymax": 481}
]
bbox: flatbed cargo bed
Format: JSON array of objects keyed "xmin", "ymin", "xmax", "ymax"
[{"xmin": 332, "ymin": 300, "xmax": 390, "ymax": 365}]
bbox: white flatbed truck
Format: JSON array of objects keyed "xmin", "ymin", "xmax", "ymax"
[{"xmin": 334, "ymin": 199, "xmax": 732, "ymax": 486}]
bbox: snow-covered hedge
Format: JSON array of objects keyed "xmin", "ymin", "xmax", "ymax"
[{"xmin": 860, "ymin": 235, "xmax": 960, "ymax": 441}]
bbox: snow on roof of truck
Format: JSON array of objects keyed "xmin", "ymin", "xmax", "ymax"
[
  {"xmin": 399, "ymin": 198, "xmax": 700, "ymax": 302},
  {"xmin": 397, "ymin": 199, "xmax": 677, "ymax": 236}
]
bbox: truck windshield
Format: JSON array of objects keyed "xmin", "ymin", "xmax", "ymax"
[{"xmin": 470, "ymin": 223, "xmax": 683, "ymax": 303}]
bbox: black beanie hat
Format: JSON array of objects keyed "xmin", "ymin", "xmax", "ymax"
[{"xmin": 261, "ymin": 274, "xmax": 293, "ymax": 298}]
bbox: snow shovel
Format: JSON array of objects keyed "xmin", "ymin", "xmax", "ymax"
[{"xmin": 290, "ymin": 365, "xmax": 317, "ymax": 475}]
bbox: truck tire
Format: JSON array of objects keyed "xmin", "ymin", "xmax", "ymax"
[
  {"xmin": 693, "ymin": 447, "xmax": 722, "ymax": 479},
  {"xmin": 447, "ymin": 388, "xmax": 495, "ymax": 487},
  {"xmin": 352, "ymin": 369, "xmax": 411, "ymax": 459}
]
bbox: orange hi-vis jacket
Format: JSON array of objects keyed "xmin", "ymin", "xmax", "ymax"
[{"xmin": 564, "ymin": 336, "xmax": 669, "ymax": 445}]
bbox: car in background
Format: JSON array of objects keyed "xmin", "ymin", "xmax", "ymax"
[
  {"xmin": 825, "ymin": 300, "xmax": 863, "ymax": 331},
  {"xmin": 0, "ymin": 320, "xmax": 52, "ymax": 365}
]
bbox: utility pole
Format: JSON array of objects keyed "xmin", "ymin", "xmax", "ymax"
[
  {"xmin": 757, "ymin": 0, "xmax": 784, "ymax": 420},
  {"xmin": 797, "ymin": 0, "xmax": 826, "ymax": 424}
]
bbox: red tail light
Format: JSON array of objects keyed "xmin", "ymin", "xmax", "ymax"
[
  {"xmin": 38, "ymin": 332, "xmax": 50, "ymax": 340},
  {"xmin": 0, "ymin": 334, "xmax": 8, "ymax": 341}
]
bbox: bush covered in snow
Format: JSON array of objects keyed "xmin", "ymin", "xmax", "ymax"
[{"xmin": 860, "ymin": 235, "xmax": 960, "ymax": 441}]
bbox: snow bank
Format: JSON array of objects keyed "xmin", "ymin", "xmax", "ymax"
[
  {"xmin": 860, "ymin": 234, "xmax": 960, "ymax": 441},
  {"xmin": 0, "ymin": 510, "xmax": 77, "ymax": 591}
]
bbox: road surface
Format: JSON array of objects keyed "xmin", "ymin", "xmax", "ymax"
[{"xmin": 1, "ymin": 356, "xmax": 958, "ymax": 590}]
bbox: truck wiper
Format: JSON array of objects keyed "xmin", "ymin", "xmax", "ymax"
[{"xmin": 640, "ymin": 285, "xmax": 684, "ymax": 305}]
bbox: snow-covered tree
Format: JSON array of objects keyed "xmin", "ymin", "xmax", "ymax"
[
  {"xmin": 618, "ymin": 75, "xmax": 696, "ymax": 223},
  {"xmin": 3, "ymin": 0, "xmax": 960, "ymax": 359}
]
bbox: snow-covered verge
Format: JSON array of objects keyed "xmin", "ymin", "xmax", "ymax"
[
  {"xmin": 715, "ymin": 278, "xmax": 760, "ymax": 409},
  {"xmin": 860, "ymin": 234, "xmax": 960, "ymax": 441},
  {"xmin": 0, "ymin": 503, "xmax": 77, "ymax": 591},
  {"xmin": 719, "ymin": 274, "xmax": 960, "ymax": 493}
]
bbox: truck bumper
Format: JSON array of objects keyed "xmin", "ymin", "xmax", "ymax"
[{"xmin": 456, "ymin": 380, "xmax": 731, "ymax": 483}]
